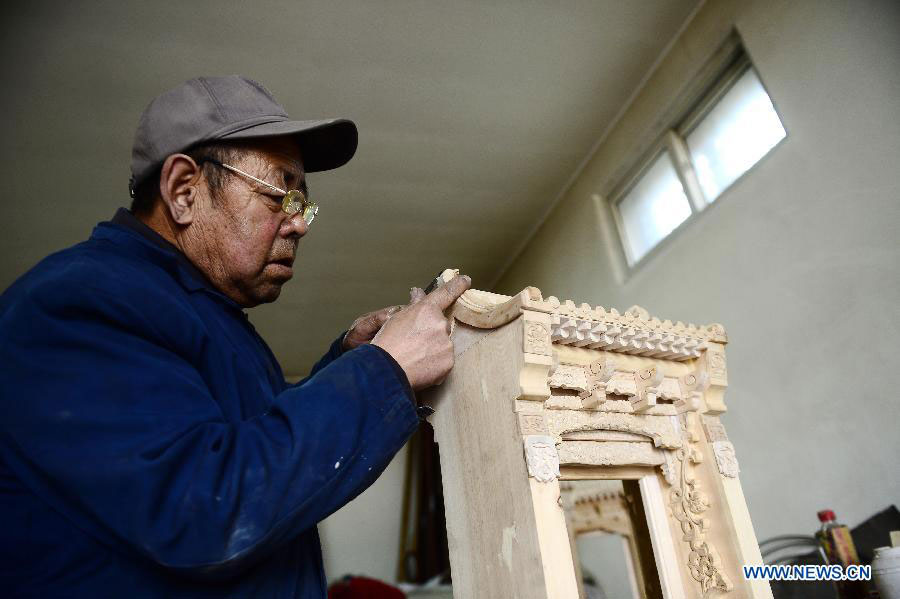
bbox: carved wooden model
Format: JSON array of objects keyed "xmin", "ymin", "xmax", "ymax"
[{"xmin": 422, "ymin": 270, "xmax": 772, "ymax": 599}]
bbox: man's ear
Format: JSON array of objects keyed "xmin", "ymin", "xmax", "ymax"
[{"xmin": 159, "ymin": 154, "xmax": 202, "ymax": 225}]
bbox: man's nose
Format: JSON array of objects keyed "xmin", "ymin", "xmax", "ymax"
[{"xmin": 279, "ymin": 211, "xmax": 309, "ymax": 238}]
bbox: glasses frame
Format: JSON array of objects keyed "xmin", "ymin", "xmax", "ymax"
[{"xmin": 201, "ymin": 159, "xmax": 318, "ymax": 225}]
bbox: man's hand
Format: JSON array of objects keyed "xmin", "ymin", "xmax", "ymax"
[
  {"xmin": 342, "ymin": 305, "xmax": 405, "ymax": 351},
  {"xmin": 372, "ymin": 274, "xmax": 471, "ymax": 390}
]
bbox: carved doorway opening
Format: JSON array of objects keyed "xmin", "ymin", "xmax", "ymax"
[{"xmin": 560, "ymin": 473, "xmax": 687, "ymax": 599}]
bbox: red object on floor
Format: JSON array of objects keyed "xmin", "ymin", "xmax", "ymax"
[{"xmin": 327, "ymin": 576, "xmax": 406, "ymax": 599}]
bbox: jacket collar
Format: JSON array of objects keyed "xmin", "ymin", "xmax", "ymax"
[{"xmin": 94, "ymin": 208, "xmax": 242, "ymax": 310}]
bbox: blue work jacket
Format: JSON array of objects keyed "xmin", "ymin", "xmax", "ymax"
[{"xmin": 0, "ymin": 209, "xmax": 418, "ymax": 598}]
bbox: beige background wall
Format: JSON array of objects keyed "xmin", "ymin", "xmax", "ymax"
[
  {"xmin": 319, "ymin": 449, "xmax": 408, "ymax": 582},
  {"xmin": 496, "ymin": 0, "xmax": 900, "ymax": 543}
]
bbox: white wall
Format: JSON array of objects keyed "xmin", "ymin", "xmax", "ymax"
[
  {"xmin": 319, "ymin": 446, "xmax": 408, "ymax": 583},
  {"xmin": 497, "ymin": 0, "xmax": 900, "ymax": 543}
]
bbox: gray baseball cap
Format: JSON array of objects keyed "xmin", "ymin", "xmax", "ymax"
[{"xmin": 130, "ymin": 75, "xmax": 357, "ymax": 195}]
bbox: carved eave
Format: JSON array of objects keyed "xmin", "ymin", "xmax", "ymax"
[
  {"xmin": 436, "ymin": 270, "xmax": 727, "ymax": 354},
  {"xmin": 548, "ymin": 302, "xmax": 723, "ymax": 362},
  {"xmin": 436, "ymin": 269, "xmax": 730, "ymax": 412}
]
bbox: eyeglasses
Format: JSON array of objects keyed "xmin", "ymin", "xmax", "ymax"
[{"xmin": 201, "ymin": 159, "xmax": 318, "ymax": 226}]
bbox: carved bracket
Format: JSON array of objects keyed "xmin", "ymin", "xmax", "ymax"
[
  {"xmin": 629, "ymin": 366, "xmax": 664, "ymax": 412},
  {"xmin": 660, "ymin": 449, "xmax": 679, "ymax": 486},
  {"xmin": 579, "ymin": 356, "xmax": 616, "ymax": 409},
  {"xmin": 701, "ymin": 342, "xmax": 729, "ymax": 414},
  {"xmin": 701, "ymin": 415, "xmax": 740, "ymax": 478},
  {"xmin": 523, "ymin": 435, "xmax": 560, "ymax": 483},
  {"xmin": 711, "ymin": 442, "xmax": 740, "ymax": 478},
  {"xmin": 518, "ymin": 311, "xmax": 553, "ymax": 402},
  {"xmin": 676, "ymin": 370, "xmax": 709, "ymax": 413}
]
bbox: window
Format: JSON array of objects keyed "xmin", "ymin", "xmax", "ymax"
[
  {"xmin": 612, "ymin": 53, "xmax": 786, "ymax": 268},
  {"xmin": 685, "ymin": 68, "xmax": 786, "ymax": 202},
  {"xmin": 618, "ymin": 151, "xmax": 692, "ymax": 265}
]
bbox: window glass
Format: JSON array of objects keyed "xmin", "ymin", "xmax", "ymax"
[
  {"xmin": 686, "ymin": 68, "xmax": 786, "ymax": 202},
  {"xmin": 618, "ymin": 151, "xmax": 692, "ymax": 264}
]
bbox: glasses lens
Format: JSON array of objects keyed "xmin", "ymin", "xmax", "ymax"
[
  {"xmin": 282, "ymin": 190, "xmax": 305, "ymax": 215},
  {"xmin": 302, "ymin": 202, "xmax": 318, "ymax": 225},
  {"xmin": 282, "ymin": 190, "xmax": 317, "ymax": 225}
]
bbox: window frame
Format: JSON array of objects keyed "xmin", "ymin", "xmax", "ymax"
[
  {"xmin": 609, "ymin": 46, "xmax": 786, "ymax": 273},
  {"xmin": 611, "ymin": 144, "xmax": 689, "ymax": 267}
]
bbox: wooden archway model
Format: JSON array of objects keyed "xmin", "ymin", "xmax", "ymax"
[{"xmin": 421, "ymin": 270, "xmax": 773, "ymax": 599}]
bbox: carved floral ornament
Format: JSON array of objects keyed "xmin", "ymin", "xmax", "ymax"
[
  {"xmin": 708, "ymin": 351, "xmax": 727, "ymax": 379},
  {"xmin": 702, "ymin": 415, "xmax": 740, "ymax": 478},
  {"xmin": 523, "ymin": 435, "xmax": 560, "ymax": 483},
  {"xmin": 523, "ymin": 321, "xmax": 551, "ymax": 356},
  {"xmin": 667, "ymin": 414, "xmax": 734, "ymax": 597}
]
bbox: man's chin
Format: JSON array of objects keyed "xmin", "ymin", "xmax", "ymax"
[{"xmin": 242, "ymin": 280, "xmax": 286, "ymax": 307}]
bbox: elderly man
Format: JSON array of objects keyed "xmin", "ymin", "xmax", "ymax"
[{"xmin": 0, "ymin": 76, "xmax": 470, "ymax": 597}]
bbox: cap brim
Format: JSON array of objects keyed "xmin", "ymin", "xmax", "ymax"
[{"xmin": 219, "ymin": 118, "xmax": 357, "ymax": 172}]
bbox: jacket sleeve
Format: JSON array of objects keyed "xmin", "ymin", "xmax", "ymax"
[
  {"xmin": 301, "ymin": 333, "xmax": 410, "ymax": 391},
  {"xmin": 305, "ymin": 332, "xmax": 348, "ymax": 379},
  {"xmin": 0, "ymin": 278, "xmax": 418, "ymax": 578}
]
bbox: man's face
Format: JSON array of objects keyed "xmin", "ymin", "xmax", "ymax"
[{"xmin": 190, "ymin": 137, "xmax": 307, "ymax": 307}]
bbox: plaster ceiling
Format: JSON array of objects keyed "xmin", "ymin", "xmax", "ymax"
[{"xmin": 0, "ymin": 0, "xmax": 700, "ymax": 376}]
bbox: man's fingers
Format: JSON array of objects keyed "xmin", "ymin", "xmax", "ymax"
[
  {"xmin": 377, "ymin": 305, "xmax": 403, "ymax": 325},
  {"xmin": 409, "ymin": 287, "xmax": 426, "ymax": 304},
  {"xmin": 426, "ymin": 275, "xmax": 472, "ymax": 311}
]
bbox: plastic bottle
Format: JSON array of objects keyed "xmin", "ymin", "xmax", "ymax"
[
  {"xmin": 816, "ymin": 510, "xmax": 859, "ymax": 565},
  {"xmin": 814, "ymin": 510, "xmax": 870, "ymax": 599}
]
